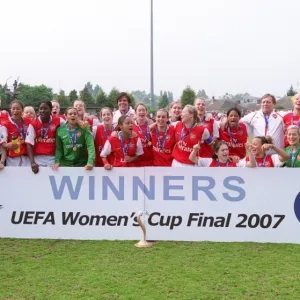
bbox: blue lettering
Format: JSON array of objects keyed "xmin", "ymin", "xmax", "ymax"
[
  {"xmin": 49, "ymin": 176, "xmax": 83, "ymax": 200},
  {"xmin": 192, "ymin": 176, "xmax": 216, "ymax": 201},
  {"xmin": 164, "ymin": 176, "xmax": 184, "ymax": 200},
  {"xmin": 102, "ymin": 176, "xmax": 124, "ymax": 200},
  {"xmin": 89, "ymin": 176, "xmax": 95, "ymax": 200},
  {"xmin": 223, "ymin": 176, "xmax": 245, "ymax": 201},
  {"xmin": 133, "ymin": 176, "xmax": 155, "ymax": 200}
]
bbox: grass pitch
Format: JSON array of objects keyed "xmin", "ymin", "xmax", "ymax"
[{"xmin": 1, "ymin": 239, "xmax": 300, "ymax": 300}]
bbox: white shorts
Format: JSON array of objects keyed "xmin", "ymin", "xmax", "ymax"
[
  {"xmin": 171, "ymin": 159, "xmax": 196, "ymax": 167},
  {"xmin": 6, "ymin": 156, "xmax": 31, "ymax": 167},
  {"xmin": 34, "ymin": 155, "xmax": 55, "ymax": 167}
]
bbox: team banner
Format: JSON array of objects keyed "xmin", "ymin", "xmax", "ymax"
[{"xmin": 0, "ymin": 167, "xmax": 300, "ymax": 243}]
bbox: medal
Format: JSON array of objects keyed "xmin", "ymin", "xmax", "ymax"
[
  {"xmin": 37, "ymin": 137, "xmax": 42, "ymax": 142},
  {"xmin": 11, "ymin": 118, "xmax": 27, "ymax": 140},
  {"xmin": 156, "ymin": 126, "xmax": 168, "ymax": 151},
  {"xmin": 136, "ymin": 121, "xmax": 151, "ymax": 144},
  {"xmin": 40, "ymin": 117, "xmax": 52, "ymax": 139},
  {"xmin": 180, "ymin": 123, "xmax": 196, "ymax": 141},
  {"xmin": 119, "ymin": 132, "xmax": 132, "ymax": 159},
  {"xmin": 67, "ymin": 125, "xmax": 78, "ymax": 152}
]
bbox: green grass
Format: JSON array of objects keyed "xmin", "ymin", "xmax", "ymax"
[{"xmin": 1, "ymin": 239, "xmax": 300, "ymax": 300}]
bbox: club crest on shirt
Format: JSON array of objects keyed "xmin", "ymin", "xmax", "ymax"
[
  {"xmin": 298, "ymin": 155, "xmax": 300, "ymax": 161},
  {"xmin": 129, "ymin": 143, "xmax": 135, "ymax": 148},
  {"xmin": 50, "ymin": 124, "xmax": 56, "ymax": 131},
  {"xmin": 273, "ymin": 113, "xmax": 277, "ymax": 119},
  {"xmin": 166, "ymin": 135, "xmax": 170, "ymax": 141},
  {"xmin": 190, "ymin": 134, "xmax": 196, "ymax": 140},
  {"xmin": 76, "ymin": 131, "xmax": 81, "ymax": 137}
]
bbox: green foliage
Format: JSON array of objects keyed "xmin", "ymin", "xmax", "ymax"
[
  {"xmin": 128, "ymin": 93, "xmax": 136, "ymax": 109},
  {"xmin": 93, "ymin": 85, "xmax": 101, "ymax": 97},
  {"xmin": 69, "ymin": 89, "xmax": 78, "ymax": 103},
  {"xmin": 80, "ymin": 86, "xmax": 95, "ymax": 105},
  {"xmin": 287, "ymin": 85, "xmax": 297, "ymax": 97},
  {"xmin": 180, "ymin": 86, "xmax": 196, "ymax": 107},
  {"xmin": 17, "ymin": 84, "xmax": 53, "ymax": 107},
  {"xmin": 57, "ymin": 90, "xmax": 70, "ymax": 107},
  {"xmin": 0, "ymin": 88, "xmax": 8, "ymax": 108},
  {"xmin": 275, "ymin": 104, "xmax": 285, "ymax": 110},
  {"xmin": 107, "ymin": 87, "xmax": 120, "ymax": 109},
  {"xmin": 196, "ymin": 89, "xmax": 209, "ymax": 99},
  {"xmin": 95, "ymin": 89, "xmax": 107, "ymax": 108},
  {"xmin": 1, "ymin": 239, "xmax": 300, "ymax": 299},
  {"xmin": 158, "ymin": 91, "xmax": 169, "ymax": 108}
]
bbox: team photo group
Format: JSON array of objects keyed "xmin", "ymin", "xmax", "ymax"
[{"xmin": 0, "ymin": 92, "xmax": 299, "ymax": 172}]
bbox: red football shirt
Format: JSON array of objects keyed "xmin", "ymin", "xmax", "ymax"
[
  {"xmin": 25, "ymin": 116, "xmax": 63, "ymax": 156},
  {"xmin": 172, "ymin": 122, "xmax": 209, "ymax": 165},
  {"xmin": 151, "ymin": 125, "xmax": 176, "ymax": 166},
  {"xmin": 283, "ymin": 112, "xmax": 300, "ymax": 147},
  {"xmin": 133, "ymin": 121, "xmax": 153, "ymax": 166},
  {"xmin": 1, "ymin": 117, "xmax": 31, "ymax": 157},
  {"xmin": 219, "ymin": 123, "xmax": 248, "ymax": 158}
]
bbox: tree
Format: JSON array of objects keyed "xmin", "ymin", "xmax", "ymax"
[
  {"xmin": 196, "ymin": 89, "xmax": 209, "ymax": 99},
  {"xmin": 17, "ymin": 84, "xmax": 53, "ymax": 107},
  {"xmin": 0, "ymin": 88, "xmax": 8, "ymax": 108},
  {"xmin": 57, "ymin": 90, "xmax": 70, "ymax": 107},
  {"xmin": 93, "ymin": 85, "xmax": 101, "ymax": 98},
  {"xmin": 158, "ymin": 92, "xmax": 169, "ymax": 108},
  {"xmin": 180, "ymin": 86, "xmax": 196, "ymax": 107},
  {"xmin": 69, "ymin": 89, "xmax": 78, "ymax": 103},
  {"xmin": 287, "ymin": 85, "xmax": 296, "ymax": 96},
  {"xmin": 80, "ymin": 86, "xmax": 94, "ymax": 105},
  {"xmin": 107, "ymin": 88, "xmax": 120, "ymax": 109},
  {"xmin": 95, "ymin": 89, "xmax": 107, "ymax": 107}
]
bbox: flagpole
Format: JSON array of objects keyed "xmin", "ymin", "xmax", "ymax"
[{"xmin": 150, "ymin": 0, "xmax": 154, "ymax": 109}]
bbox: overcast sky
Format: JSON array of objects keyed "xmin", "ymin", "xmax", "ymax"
[{"xmin": 1, "ymin": 0, "xmax": 299, "ymax": 99}]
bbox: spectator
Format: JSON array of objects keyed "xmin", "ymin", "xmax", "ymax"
[{"xmin": 112, "ymin": 92, "xmax": 135, "ymax": 124}]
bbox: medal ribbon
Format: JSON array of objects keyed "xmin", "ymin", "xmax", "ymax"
[
  {"xmin": 119, "ymin": 132, "xmax": 132, "ymax": 157},
  {"xmin": 217, "ymin": 160, "xmax": 229, "ymax": 167},
  {"xmin": 104, "ymin": 125, "xmax": 114, "ymax": 139},
  {"xmin": 180, "ymin": 123, "xmax": 196, "ymax": 141},
  {"xmin": 40, "ymin": 117, "xmax": 52, "ymax": 138},
  {"xmin": 136, "ymin": 121, "xmax": 151, "ymax": 141},
  {"xmin": 255, "ymin": 155, "xmax": 267, "ymax": 167},
  {"xmin": 227, "ymin": 125, "xmax": 241, "ymax": 144},
  {"xmin": 67, "ymin": 126, "xmax": 77, "ymax": 148},
  {"xmin": 289, "ymin": 146, "xmax": 300, "ymax": 168},
  {"xmin": 11, "ymin": 118, "xmax": 26, "ymax": 140},
  {"xmin": 263, "ymin": 113, "xmax": 269, "ymax": 136},
  {"xmin": 291, "ymin": 112, "xmax": 300, "ymax": 127},
  {"xmin": 156, "ymin": 126, "xmax": 168, "ymax": 150}
]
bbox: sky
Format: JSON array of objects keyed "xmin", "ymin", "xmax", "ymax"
[{"xmin": 1, "ymin": 0, "xmax": 300, "ymax": 99}]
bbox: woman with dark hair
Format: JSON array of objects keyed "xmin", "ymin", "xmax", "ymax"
[
  {"xmin": 172, "ymin": 104, "xmax": 211, "ymax": 167},
  {"xmin": 219, "ymin": 107, "xmax": 248, "ymax": 159},
  {"xmin": 52, "ymin": 107, "xmax": 95, "ymax": 170},
  {"xmin": 150, "ymin": 108, "xmax": 176, "ymax": 166},
  {"xmin": 93, "ymin": 107, "xmax": 114, "ymax": 167},
  {"xmin": 189, "ymin": 140, "xmax": 254, "ymax": 167},
  {"xmin": 0, "ymin": 100, "xmax": 32, "ymax": 166},
  {"xmin": 26, "ymin": 100, "xmax": 65, "ymax": 173},
  {"xmin": 132, "ymin": 103, "xmax": 154, "ymax": 166},
  {"xmin": 100, "ymin": 115, "xmax": 143, "ymax": 169},
  {"xmin": 245, "ymin": 136, "xmax": 287, "ymax": 167}
]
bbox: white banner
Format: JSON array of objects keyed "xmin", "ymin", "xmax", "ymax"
[{"xmin": 0, "ymin": 167, "xmax": 300, "ymax": 243}]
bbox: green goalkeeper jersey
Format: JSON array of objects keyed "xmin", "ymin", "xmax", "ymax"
[
  {"xmin": 55, "ymin": 124, "xmax": 95, "ymax": 167},
  {"xmin": 284, "ymin": 146, "xmax": 300, "ymax": 168}
]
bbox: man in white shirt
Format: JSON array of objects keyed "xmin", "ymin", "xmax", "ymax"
[
  {"xmin": 113, "ymin": 92, "xmax": 135, "ymax": 124},
  {"xmin": 241, "ymin": 94, "xmax": 285, "ymax": 149}
]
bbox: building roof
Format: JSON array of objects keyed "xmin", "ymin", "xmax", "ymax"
[
  {"xmin": 206, "ymin": 99, "xmax": 245, "ymax": 112},
  {"xmin": 277, "ymin": 96, "xmax": 294, "ymax": 110}
]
